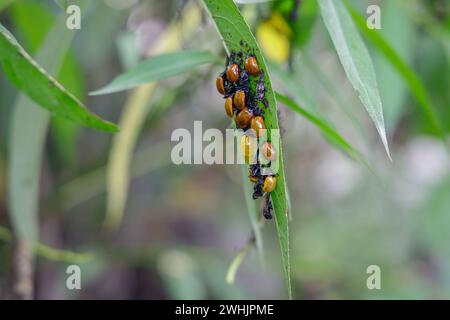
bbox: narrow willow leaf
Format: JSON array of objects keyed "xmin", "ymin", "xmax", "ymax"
[
  {"xmin": 276, "ymin": 92, "xmax": 370, "ymax": 168},
  {"xmin": 202, "ymin": 0, "xmax": 291, "ymax": 297},
  {"xmin": 318, "ymin": 0, "xmax": 390, "ymax": 159},
  {"xmin": 90, "ymin": 51, "xmax": 217, "ymax": 95},
  {"xmin": 0, "ymin": 24, "xmax": 118, "ymax": 132},
  {"xmin": 347, "ymin": 3, "xmax": 445, "ymax": 137},
  {"xmin": 11, "ymin": 0, "xmax": 84, "ymax": 166},
  {"xmin": 103, "ymin": 3, "xmax": 202, "ymax": 231},
  {"xmin": 369, "ymin": 0, "xmax": 414, "ymax": 130},
  {"xmin": 8, "ymin": 14, "xmax": 79, "ymax": 243}
]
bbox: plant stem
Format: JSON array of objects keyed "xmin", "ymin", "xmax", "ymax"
[{"xmin": 12, "ymin": 240, "xmax": 34, "ymax": 300}]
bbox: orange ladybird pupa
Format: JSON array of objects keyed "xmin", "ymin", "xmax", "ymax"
[
  {"xmin": 245, "ymin": 56, "xmax": 260, "ymax": 76},
  {"xmin": 250, "ymin": 116, "xmax": 266, "ymax": 137},
  {"xmin": 236, "ymin": 107, "xmax": 253, "ymax": 128},
  {"xmin": 233, "ymin": 90, "xmax": 246, "ymax": 110},
  {"xmin": 225, "ymin": 97, "xmax": 234, "ymax": 117},
  {"xmin": 263, "ymin": 176, "xmax": 277, "ymax": 193},
  {"xmin": 216, "ymin": 76, "xmax": 225, "ymax": 95},
  {"xmin": 226, "ymin": 64, "xmax": 239, "ymax": 82}
]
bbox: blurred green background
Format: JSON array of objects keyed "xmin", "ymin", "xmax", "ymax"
[{"xmin": 0, "ymin": 0, "xmax": 449, "ymax": 299}]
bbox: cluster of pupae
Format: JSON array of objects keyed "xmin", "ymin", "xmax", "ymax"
[{"xmin": 216, "ymin": 52, "xmax": 277, "ymax": 220}]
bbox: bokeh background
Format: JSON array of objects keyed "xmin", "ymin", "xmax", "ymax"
[{"xmin": 0, "ymin": 0, "xmax": 449, "ymax": 299}]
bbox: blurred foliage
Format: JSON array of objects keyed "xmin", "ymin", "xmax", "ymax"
[{"xmin": 0, "ymin": 0, "xmax": 449, "ymax": 299}]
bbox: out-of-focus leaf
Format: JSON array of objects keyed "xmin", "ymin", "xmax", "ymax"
[
  {"xmin": 269, "ymin": 61, "xmax": 323, "ymax": 115},
  {"xmin": 0, "ymin": 0, "xmax": 14, "ymax": 11},
  {"xmin": 292, "ymin": 0, "xmax": 318, "ymax": 47},
  {"xmin": 11, "ymin": 1, "xmax": 84, "ymax": 165},
  {"xmin": 0, "ymin": 226, "xmax": 93, "ymax": 264},
  {"xmin": 276, "ymin": 92, "xmax": 369, "ymax": 168},
  {"xmin": 271, "ymin": 58, "xmax": 367, "ymax": 151},
  {"xmin": 103, "ymin": 3, "xmax": 202, "ymax": 231},
  {"xmin": 201, "ymin": 256, "xmax": 249, "ymax": 299},
  {"xmin": 0, "ymin": 24, "xmax": 118, "ymax": 132},
  {"xmin": 35, "ymin": 243, "xmax": 93, "ymax": 264},
  {"xmin": 419, "ymin": 176, "xmax": 450, "ymax": 290},
  {"xmin": 53, "ymin": 0, "xmax": 69, "ymax": 9},
  {"xmin": 407, "ymin": 2, "xmax": 450, "ymax": 66},
  {"xmin": 158, "ymin": 251, "xmax": 206, "ymax": 299},
  {"xmin": 369, "ymin": 0, "xmax": 414, "ymax": 130},
  {"xmin": 90, "ymin": 51, "xmax": 217, "ymax": 95},
  {"xmin": 76, "ymin": 2, "xmax": 127, "ymax": 69},
  {"xmin": 116, "ymin": 31, "xmax": 140, "ymax": 70},
  {"xmin": 347, "ymin": 3, "xmax": 444, "ymax": 137},
  {"xmin": 318, "ymin": 0, "xmax": 390, "ymax": 159},
  {"xmin": 202, "ymin": 0, "xmax": 291, "ymax": 298},
  {"xmin": 7, "ymin": 14, "xmax": 79, "ymax": 243},
  {"xmin": 426, "ymin": 21, "xmax": 450, "ymax": 66},
  {"xmin": 10, "ymin": 1, "xmax": 53, "ymax": 51},
  {"xmin": 50, "ymin": 55, "xmax": 85, "ymax": 166},
  {"xmin": 54, "ymin": 142, "xmax": 170, "ymax": 212},
  {"xmin": 226, "ymin": 236, "xmax": 254, "ymax": 285},
  {"xmin": 299, "ymin": 52, "xmax": 367, "ymax": 140},
  {"xmin": 0, "ymin": 157, "xmax": 4, "ymax": 206}
]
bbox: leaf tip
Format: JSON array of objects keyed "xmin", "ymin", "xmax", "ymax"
[
  {"xmin": 379, "ymin": 130, "xmax": 392, "ymax": 162},
  {"xmin": 89, "ymin": 85, "xmax": 120, "ymax": 96},
  {"xmin": 89, "ymin": 88, "xmax": 107, "ymax": 96}
]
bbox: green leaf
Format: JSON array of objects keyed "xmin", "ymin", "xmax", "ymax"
[
  {"xmin": 202, "ymin": 0, "xmax": 291, "ymax": 297},
  {"xmin": 103, "ymin": 4, "xmax": 203, "ymax": 232},
  {"xmin": 10, "ymin": 1, "xmax": 53, "ymax": 52},
  {"xmin": 276, "ymin": 92, "xmax": 370, "ymax": 168},
  {"xmin": 11, "ymin": 0, "xmax": 84, "ymax": 166},
  {"xmin": 90, "ymin": 50, "xmax": 217, "ymax": 95},
  {"xmin": 0, "ymin": 0, "xmax": 15, "ymax": 11},
  {"xmin": 347, "ymin": 3, "xmax": 445, "ymax": 137},
  {"xmin": 0, "ymin": 24, "xmax": 118, "ymax": 132},
  {"xmin": 50, "ymin": 55, "xmax": 85, "ymax": 166},
  {"xmin": 369, "ymin": 0, "xmax": 414, "ymax": 130},
  {"xmin": 7, "ymin": 14, "xmax": 79, "ymax": 243},
  {"xmin": 318, "ymin": 0, "xmax": 390, "ymax": 159}
]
